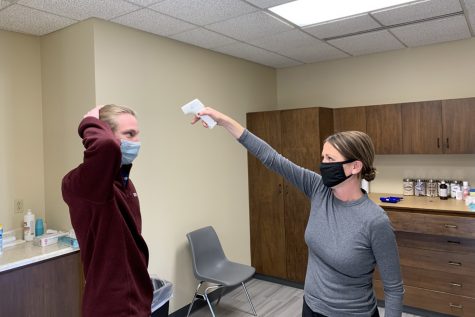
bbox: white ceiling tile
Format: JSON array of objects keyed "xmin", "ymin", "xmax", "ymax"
[
  {"xmin": 329, "ymin": 30, "xmax": 405, "ymax": 56},
  {"xmin": 391, "ymin": 15, "xmax": 471, "ymax": 47},
  {"xmin": 372, "ymin": 0, "xmax": 462, "ymax": 26},
  {"xmin": 0, "ymin": 4, "xmax": 76, "ymax": 35},
  {"xmin": 206, "ymin": 11, "xmax": 293, "ymax": 41},
  {"xmin": 248, "ymin": 29, "xmax": 348, "ymax": 63},
  {"xmin": 304, "ymin": 14, "xmax": 381, "ymax": 39},
  {"xmin": 150, "ymin": 0, "xmax": 258, "ymax": 26},
  {"xmin": 18, "ymin": 0, "xmax": 140, "ymax": 20},
  {"xmin": 463, "ymin": 0, "xmax": 475, "ymax": 31},
  {"xmin": 212, "ymin": 42, "xmax": 301, "ymax": 68},
  {"xmin": 170, "ymin": 28, "xmax": 236, "ymax": 49},
  {"xmin": 125, "ymin": 0, "xmax": 164, "ymax": 7},
  {"xmin": 111, "ymin": 8, "xmax": 195, "ymax": 36},
  {"xmin": 245, "ymin": 0, "xmax": 293, "ymax": 9},
  {"xmin": 1, "ymin": 0, "xmax": 13, "ymax": 9},
  {"xmin": 281, "ymin": 44, "xmax": 349, "ymax": 64}
]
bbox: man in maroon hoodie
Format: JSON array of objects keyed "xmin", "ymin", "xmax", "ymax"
[{"xmin": 62, "ymin": 105, "xmax": 153, "ymax": 316}]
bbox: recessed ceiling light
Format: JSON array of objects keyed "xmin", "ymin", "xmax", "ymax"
[{"xmin": 269, "ymin": 0, "xmax": 421, "ymax": 27}]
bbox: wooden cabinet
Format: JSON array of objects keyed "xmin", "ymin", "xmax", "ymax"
[
  {"xmin": 365, "ymin": 104, "xmax": 403, "ymax": 154},
  {"xmin": 0, "ymin": 252, "xmax": 82, "ymax": 316},
  {"xmin": 247, "ymin": 107, "xmax": 333, "ymax": 283},
  {"xmin": 402, "ymin": 97, "xmax": 475, "ymax": 154},
  {"xmin": 442, "ymin": 97, "xmax": 475, "ymax": 154},
  {"xmin": 374, "ymin": 209, "xmax": 475, "ymax": 316},
  {"xmin": 401, "ymin": 100, "xmax": 443, "ymax": 154},
  {"xmin": 333, "ymin": 106, "xmax": 366, "ymax": 133}
]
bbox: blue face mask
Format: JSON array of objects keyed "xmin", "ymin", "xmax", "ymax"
[{"xmin": 120, "ymin": 140, "xmax": 141, "ymax": 165}]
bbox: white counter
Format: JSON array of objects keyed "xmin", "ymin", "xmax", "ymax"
[{"xmin": 0, "ymin": 241, "xmax": 78, "ymax": 273}]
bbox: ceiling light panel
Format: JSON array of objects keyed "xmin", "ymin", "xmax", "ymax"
[{"xmin": 269, "ymin": 0, "xmax": 420, "ymax": 26}]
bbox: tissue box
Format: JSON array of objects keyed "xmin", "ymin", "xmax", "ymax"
[
  {"xmin": 33, "ymin": 231, "xmax": 67, "ymax": 247},
  {"xmin": 59, "ymin": 236, "xmax": 79, "ymax": 248}
]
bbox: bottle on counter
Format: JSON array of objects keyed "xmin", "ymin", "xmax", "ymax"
[
  {"xmin": 439, "ymin": 181, "xmax": 449, "ymax": 200},
  {"xmin": 427, "ymin": 179, "xmax": 438, "ymax": 197},
  {"xmin": 403, "ymin": 178, "xmax": 414, "ymax": 196},
  {"xmin": 23, "ymin": 209, "xmax": 35, "ymax": 241},
  {"xmin": 462, "ymin": 181, "xmax": 470, "ymax": 200},
  {"xmin": 0, "ymin": 223, "xmax": 3, "ymax": 255},
  {"xmin": 450, "ymin": 180, "xmax": 461, "ymax": 199}
]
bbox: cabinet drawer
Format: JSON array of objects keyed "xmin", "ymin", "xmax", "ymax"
[
  {"xmin": 396, "ymin": 231, "xmax": 475, "ymax": 253},
  {"xmin": 399, "ymin": 246, "xmax": 475, "ymax": 277},
  {"xmin": 376, "ymin": 266, "xmax": 475, "ymax": 297},
  {"xmin": 387, "ymin": 210, "xmax": 475, "ymax": 239},
  {"xmin": 374, "ymin": 280, "xmax": 475, "ymax": 316}
]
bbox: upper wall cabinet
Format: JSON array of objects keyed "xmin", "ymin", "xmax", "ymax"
[
  {"xmin": 442, "ymin": 97, "xmax": 475, "ymax": 154},
  {"xmin": 333, "ymin": 106, "xmax": 367, "ymax": 133},
  {"xmin": 402, "ymin": 101, "xmax": 443, "ymax": 154},
  {"xmin": 401, "ymin": 97, "xmax": 475, "ymax": 154},
  {"xmin": 366, "ymin": 104, "xmax": 403, "ymax": 154}
]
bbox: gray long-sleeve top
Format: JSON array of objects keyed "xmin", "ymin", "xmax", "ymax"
[{"xmin": 239, "ymin": 129, "xmax": 404, "ymax": 317}]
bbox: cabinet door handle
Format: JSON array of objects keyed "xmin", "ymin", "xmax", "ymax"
[
  {"xmin": 437, "ymin": 137, "xmax": 440, "ymax": 148},
  {"xmin": 447, "ymin": 240, "xmax": 461, "ymax": 244},
  {"xmin": 449, "ymin": 303, "xmax": 463, "ymax": 309},
  {"xmin": 278, "ymin": 184, "xmax": 282, "ymax": 194},
  {"xmin": 446, "ymin": 138, "xmax": 449, "ymax": 149},
  {"xmin": 449, "ymin": 282, "xmax": 462, "ymax": 287},
  {"xmin": 444, "ymin": 224, "xmax": 458, "ymax": 229},
  {"xmin": 284, "ymin": 185, "xmax": 288, "ymax": 195},
  {"xmin": 448, "ymin": 261, "xmax": 462, "ymax": 266}
]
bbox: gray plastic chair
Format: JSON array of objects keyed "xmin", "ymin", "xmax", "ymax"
[{"xmin": 185, "ymin": 226, "xmax": 257, "ymax": 317}]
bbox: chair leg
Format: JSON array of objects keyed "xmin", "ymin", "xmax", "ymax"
[
  {"xmin": 242, "ymin": 282, "xmax": 257, "ymax": 316},
  {"xmin": 204, "ymin": 286, "xmax": 218, "ymax": 317},
  {"xmin": 186, "ymin": 282, "xmax": 203, "ymax": 317},
  {"xmin": 215, "ymin": 287, "xmax": 225, "ymax": 306}
]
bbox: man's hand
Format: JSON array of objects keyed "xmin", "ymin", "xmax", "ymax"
[{"xmin": 84, "ymin": 105, "xmax": 103, "ymax": 119}]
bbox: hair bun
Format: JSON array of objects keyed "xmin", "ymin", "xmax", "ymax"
[{"xmin": 363, "ymin": 167, "xmax": 376, "ymax": 182}]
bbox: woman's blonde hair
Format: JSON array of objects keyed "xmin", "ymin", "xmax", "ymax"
[
  {"xmin": 99, "ymin": 104, "xmax": 136, "ymax": 132},
  {"xmin": 325, "ymin": 131, "xmax": 376, "ymax": 182}
]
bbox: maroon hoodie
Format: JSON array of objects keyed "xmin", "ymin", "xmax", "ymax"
[{"xmin": 62, "ymin": 117, "xmax": 152, "ymax": 317}]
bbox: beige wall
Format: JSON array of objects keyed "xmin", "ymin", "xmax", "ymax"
[
  {"xmin": 277, "ymin": 38, "xmax": 475, "ymax": 193},
  {"xmin": 41, "ymin": 19, "xmax": 276, "ymax": 313},
  {"xmin": 0, "ymin": 30, "xmax": 45, "ymax": 231},
  {"xmin": 41, "ymin": 21, "xmax": 96, "ymax": 231}
]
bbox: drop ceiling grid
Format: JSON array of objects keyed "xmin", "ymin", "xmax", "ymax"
[{"xmin": 0, "ymin": 0, "xmax": 473, "ymax": 68}]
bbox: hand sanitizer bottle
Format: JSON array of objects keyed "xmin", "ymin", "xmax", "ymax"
[{"xmin": 23, "ymin": 209, "xmax": 35, "ymax": 241}]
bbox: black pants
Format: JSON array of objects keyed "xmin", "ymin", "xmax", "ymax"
[{"xmin": 302, "ymin": 298, "xmax": 380, "ymax": 317}]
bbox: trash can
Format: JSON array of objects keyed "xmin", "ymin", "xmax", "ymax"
[{"xmin": 151, "ymin": 276, "xmax": 173, "ymax": 317}]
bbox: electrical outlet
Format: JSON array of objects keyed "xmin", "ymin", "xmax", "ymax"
[{"xmin": 14, "ymin": 199, "xmax": 24, "ymax": 213}]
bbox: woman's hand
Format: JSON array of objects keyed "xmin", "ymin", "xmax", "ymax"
[{"xmin": 191, "ymin": 106, "xmax": 245, "ymax": 139}]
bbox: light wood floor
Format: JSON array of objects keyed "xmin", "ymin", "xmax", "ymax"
[{"xmin": 188, "ymin": 278, "xmax": 422, "ymax": 317}]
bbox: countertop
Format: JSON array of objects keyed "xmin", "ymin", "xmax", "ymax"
[
  {"xmin": 0, "ymin": 240, "xmax": 78, "ymax": 273},
  {"xmin": 369, "ymin": 192, "xmax": 475, "ymax": 216}
]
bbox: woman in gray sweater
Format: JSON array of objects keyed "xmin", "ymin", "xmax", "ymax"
[{"xmin": 190, "ymin": 107, "xmax": 404, "ymax": 317}]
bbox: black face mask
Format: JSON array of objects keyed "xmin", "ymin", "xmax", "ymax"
[{"xmin": 319, "ymin": 159, "xmax": 356, "ymax": 188}]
